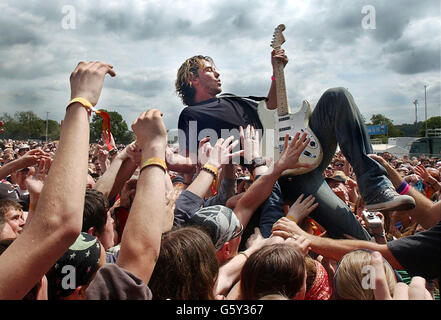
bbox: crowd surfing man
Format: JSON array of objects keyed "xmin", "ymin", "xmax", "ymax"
[{"xmin": 174, "ymin": 49, "xmax": 415, "ymax": 242}]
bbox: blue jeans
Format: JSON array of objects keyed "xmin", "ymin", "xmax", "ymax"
[{"xmin": 279, "ymin": 87, "xmax": 391, "ymax": 240}]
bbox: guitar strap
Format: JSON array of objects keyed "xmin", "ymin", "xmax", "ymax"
[{"xmin": 218, "ymin": 93, "xmax": 268, "ymax": 102}]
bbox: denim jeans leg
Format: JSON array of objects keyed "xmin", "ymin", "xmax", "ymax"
[
  {"xmin": 309, "ymin": 87, "xmax": 393, "ymax": 200},
  {"xmin": 279, "ymin": 87, "xmax": 384, "ymax": 240},
  {"xmin": 279, "ymin": 169, "xmax": 371, "ymax": 240}
]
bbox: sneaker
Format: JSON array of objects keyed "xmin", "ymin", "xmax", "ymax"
[{"xmin": 365, "ymin": 188, "xmax": 415, "ymax": 212}]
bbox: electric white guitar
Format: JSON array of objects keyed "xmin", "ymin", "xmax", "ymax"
[{"xmin": 258, "ymin": 24, "xmax": 323, "ymax": 176}]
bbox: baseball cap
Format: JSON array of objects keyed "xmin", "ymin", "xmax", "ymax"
[
  {"xmin": 18, "ymin": 144, "xmax": 30, "ymax": 150},
  {"xmin": 46, "ymin": 232, "xmax": 102, "ymax": 299},
  {"xmin": 186, "ymin": 205, "xmax": 243, "ymax": 250},
  {"xmin": 0, "ymin": 183, "xmax": 25, "ymax": 205}
]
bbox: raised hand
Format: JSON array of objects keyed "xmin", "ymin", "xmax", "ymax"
[
  {"xmin": 271, "ymin": 49, "xmax": 288, "ymax": 69},
  {"xmin": 371, "ymin": 251, "xmax": 432, "ymax": 300},
  {"xmin": 206, "ymin": 136, "xmax": 243, "ymax": 170},
  {"xmin": 286, "ymin": 194, "xmax": 319, "ymax": 224},
  {"xmin": 119, "ymin": 179, "xmax": 137, "ymax": 209},
  {"xmin": 273, "ymin": 132, "xmax": 311, "ymax": 174},
  {"xmin": 197, "ymin": 137, "xmax": 213, "ymax": 166},
  {"xmin": 70, "ymin": 61, "xmax": 116, "ymax": 106},
  {"xmin": 25, "ymin": 157, "xmax": 52, "ymax": 197},
  {"xmin": 240, "ymin": 125, "xmax": 261, "ymax": 164},
  {"xmin": 131, "ymin": 109, "xmax": 167, "ymax": 157},
  {"xmin": 19, "ymin": 149, "xmax": 51, "ymax": 168}
]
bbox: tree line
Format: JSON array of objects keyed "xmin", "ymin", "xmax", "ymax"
[
  {"xmin": 0, "ymin": 110, "xmax": 134, "ymax": 145},
  {"xmin": 1, "ymin": 111, "xmax": 440, "ymax": 145}
]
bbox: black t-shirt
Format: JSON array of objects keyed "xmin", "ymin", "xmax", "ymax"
[
  {"xmin": 387, "ymin": 221, "xmax": 441, "ymax": 280},
  {"xmin": 178, "ymin": 96, "xmax": 263, "ymax": 156}
]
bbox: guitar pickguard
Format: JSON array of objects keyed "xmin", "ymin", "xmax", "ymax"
[{"xmin": 258, "ymin": 100, "xmax": 323, "ymax": 176}]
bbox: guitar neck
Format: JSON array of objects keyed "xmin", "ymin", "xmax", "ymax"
[{"xmin": 274, "ymin": 61, "xmax": 290, "ymax": 116}]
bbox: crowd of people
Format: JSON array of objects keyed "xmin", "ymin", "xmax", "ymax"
[{"xmin": 0, "ymin": 59, "xmax": 439, "ymax": 301}]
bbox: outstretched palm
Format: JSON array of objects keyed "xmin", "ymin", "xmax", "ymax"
[{"xmin": 274, "ymin": 132, "xmax": 311, "ymax": 173}]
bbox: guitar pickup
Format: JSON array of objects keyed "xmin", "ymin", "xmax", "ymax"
[
  {"xmin": 279, "ymin": 136, "xmax": 293, "ymax": 141},
  {"xmin": 302, "ymin": 150, "xmax": 316, "ymax": 158},
  {"xmin": 278, "ymin": 116, "xmax": 290, "ymax": 122},
  {"xmin": 279, "ymin": 127, "xmax": 291, "ymax": 132}
]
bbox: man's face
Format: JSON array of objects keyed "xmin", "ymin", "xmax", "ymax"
[
  {"xmin": 332, "ymin": 161, "xmax": 344, "ymax": 170},
  {"xmin": 194, "ymin": 60, "xmax": 222, "ymax": 97},
  {"xmin": 0, "ymin": 207, "xmax": 25, "ymax": 239}
]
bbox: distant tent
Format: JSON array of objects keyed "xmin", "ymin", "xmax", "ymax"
[{"xmin": 372, "ymin": 144, "xmax": 409, "ymax": 158}]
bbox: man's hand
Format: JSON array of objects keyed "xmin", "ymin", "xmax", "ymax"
[
  {"xmin": 205, "ymin": 136, "xmax": 242, "ymax": 170},
  {"xmin": 131, "ymin": 109, "xmax": 167, "ymax": 157},
  {"xmin": 285, "ymin": 235, "xmax": 311, "ymax": 257},
  {"xmin": 371, "ymin": 251, "xmax": 433, "ymax": 300},
  {"xmin": 240, "ymin": 125, "xmax": 261, "ymax": 164},
  {"xmin": 286, "ymin": 194, "xmax": 319, "ymax": 224},
  {"xmin": 19, "ymin": 149, "xmax": 51, "ymax": 168},
  {"xmin": 197, "ymin": 137, "xmax": 212, "ymax": 166},
  {"xmin": 119, "ymin": 179, "xmax": 137, "ymax": 209},
  {"xmin": 415, "ymin": 164, "xmax": 440, "ymax": 192},
  {"xmin": 273, "ymin": 132, "xmax": 311, "ymax": 174},
  {"xmin": 70, "ymin": 61, "xmax": 116, "ymax": 106},
  {"xmin": 271, "ymin": 216, "xmax": 309, "ymax": 239},
  {"xmin": 271, "ymin": 49, "xmax": 288, "ymax": 70}
]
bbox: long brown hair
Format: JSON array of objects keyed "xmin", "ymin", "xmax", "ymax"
[
  {"xmin": 240, "ymin": 243, "xmax": 306, "ymax": 299},
  {"xmin": 149, "ymin": 226, "xmax": 219, "ymax": 300},
  {"xmin": 175, "ymin": 55, "xmax": 215, "ymax": 106}
]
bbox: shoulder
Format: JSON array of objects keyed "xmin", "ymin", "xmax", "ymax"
[{"xmin": 86, "ymin": 263, "xmax": 153, "ymax": 300}]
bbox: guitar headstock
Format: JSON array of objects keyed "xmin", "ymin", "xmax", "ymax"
[{"xmin": 270, "ymin": 24, "xmax": 286, "ymax": 49}]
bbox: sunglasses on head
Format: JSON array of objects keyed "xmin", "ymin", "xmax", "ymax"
[{"xmin": 231, "ymin": 223, "xmax": 244, "ymax": 240}]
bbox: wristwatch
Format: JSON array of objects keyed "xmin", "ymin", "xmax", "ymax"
[{"xmin": 245, "ymin": 157, "xmax": 266, "ymax": 172}]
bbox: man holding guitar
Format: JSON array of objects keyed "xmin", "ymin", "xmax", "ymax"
[{"xmin": 174, "ymin": 25, "xmax": 415, "ymax": 242}]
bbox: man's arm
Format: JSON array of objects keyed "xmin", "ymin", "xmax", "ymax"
[
  {"xmin": 94, "ymin": 142, "xmax": 139, "ymax": 199},
  {"xmin": 370, "ymin": 154, "xmax": 441, "ymax": 229},
  {"xmin": 272, "ymin": 217, "xmax": 404, "ymax": 270},
  {"xmin": 0, "ymin": 149, "xmax": 49, "ymax": 180},
  {"xmin": 116, "ymin": 109, "xmax": 168, "ymax": 284},
  {"xmin": 266, "ymin": 49, "xmax": 288, "ymax": 110},
  {"xmin": 0, "ymin": 61, "xmax": 115, "ymax": 299}
]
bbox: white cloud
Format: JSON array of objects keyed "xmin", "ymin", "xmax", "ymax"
[{"xmin": 0, "ymin": 0, "xmax": 439, "ymax": 135}]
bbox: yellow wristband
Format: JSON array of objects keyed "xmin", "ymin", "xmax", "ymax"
[
  {"xmin": 286, "ymin": 215, "xmax": 297, "ymax": 223},
  {"xmin": 67, "ymin": 97, "xmax": 93, "ymax": 115},
  {"xmin": 140, "ymin": 157, "xmax": 167, "ymax": 173},
  {"xmin": 202, "ymin": 163, "xmax": 218, "ymax": 177}
]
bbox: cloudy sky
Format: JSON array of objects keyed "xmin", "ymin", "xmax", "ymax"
[{"xmin": 0, "ymin": 0, "xmax": 440, "ymax": 132}]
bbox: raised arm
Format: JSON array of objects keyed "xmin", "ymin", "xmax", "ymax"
[
  {"xmin": 0, "ymin": 61, "xmax": 115, "ymax": 299},
  {"xmin": 266, "ymin": 49, "xmax": 288, "ymax": 110},
  {"xmin": 186, "ymin": 136, "xmax": 241, "ymax": 199},
  {"xmin": 0, "ymin": 149, "xmax": 49, "ymax": 180},
  {"xmin": 116, "ymin": 109, "xmax": 168, "ymax": 284},
  {"xmin": 234, "ymin": 128, "xmax": 310, "ymax": 228},
  {"xmin": 94, "ymin": 142, "xmax": 140, "ymax": 199}
]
